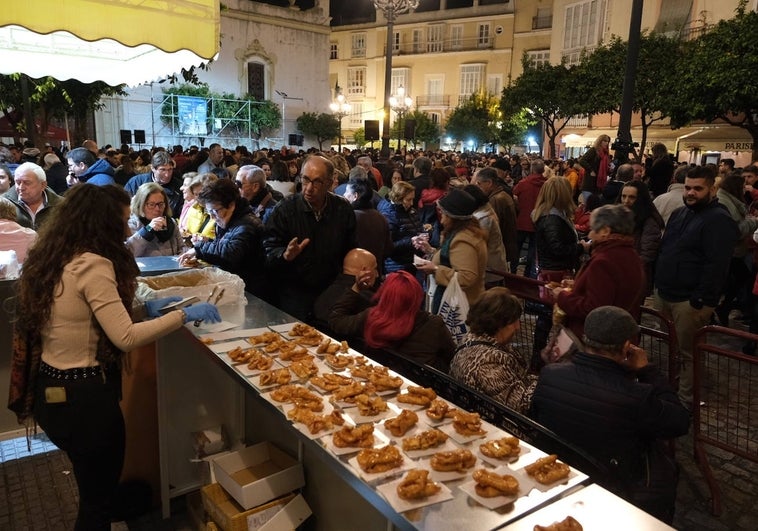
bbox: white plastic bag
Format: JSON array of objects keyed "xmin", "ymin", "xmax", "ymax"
[
  {"xmin": 135, "ymin": 268, "xmax": 246, "ymax": 307},
  {"xmin": 0, "ymin": 250, "xmax": 19, "ymax": 279},
  {"xmin": 437, "ymin": 272, "xmax": 469, "ymax": 345}
]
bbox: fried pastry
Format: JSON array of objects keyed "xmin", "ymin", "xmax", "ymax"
[
  {"xmin": 472, "ymin": 468, "xmax": 519, "ymax": 497},
  {"xmin": 289, "ymin": 323, "xmax": 317, "ymax": 336},
  {"xmin": 396, "ymin": 386, "xmax": 437, "ymax": 407},
  {"xmin": 289, "ymin": 357, "xmax": 319, "ymax": 379},
  {"xmin": 368, "ymin": 370, "xmax": 403, "ymax": 392},
  {"xmin": 480, "ymin": 437, "xmax": 521, "ymax": 460},
  {"xmin": 259, "ymin": 367, "xmax": 291, "ymax": 387},
  {"xmin": 228, "ymin": 346, "xmax": 255, "ymax": 363},
  {"xmin": 246, "ymin": 350, "xmax": 274, "ymax": 371},
  {"xmin": 396, "ymin": 469, "xmax": 441, "ymax": 500},
  {"xmin": 316, "ymin": 338, "xmax": 342, "ymax": 354},
  {"xmin": 278, "ymin": 343, "xmax": 311, "ymax": 361},
  {"xmin": 310, "ymin": 373, "xmax": 354, "ymax": 393},
  {"xmin": 356, "ymin": 445, "xmax": 403, "ymax": 473},
  {"xmin": 425, "ymin": 399, "xmax": 458, "ymax": 421},
  {"xmin": 270, "ymin": 385, "xmax": 323, "ymax": 411},
  {"xmin": 200, "ymin": 337, "xmax": 214, "ymax": 345},
  {"xmin": 332, "ymin": 381, "xmax": 374, "ymax": 402},
  {"xmin": 248, "ymin": 331, "xmax": 281, "ymax": 344},
  {"xmin": 533, "ymin": 516, "xmax": 583, "ymax": 531},
  {"xmin": 355, "ymin": 394, "xmax": 388, "ymax": 416},
  {"xmin": 401, "ymin": 429, "xmax": 448, "ymax": 451},
  {"xmin": 333, "ymin": 424, "xmax": 375, "ymax": 448},
  {"xmin": 452, "ymin": 411, "xmax": 486, "ymax": 437},
  {"xmin": 430, "ymin": 449, "xmax": 476, "ymax": 472},
  {"xmin": 324, "ymin": 353, "xmax": 354, "ymax": 369},
  {"xmin": 295, "ymin": 329, "xmax": 323, "ymax": 347},
  {"xmin": 524, "ymin": 455, "xmax": 570, "ymax": 485},
  {"xmin": 383, "ymin": 409, "xmax": 419, "ymax": 437},
  {"xmin": 287, "ymin": 407, "xmax": 344, "ymax": 434},
  {"xmin": 263, "ymin": 338, "xmax": 288, "ymax": 353}
]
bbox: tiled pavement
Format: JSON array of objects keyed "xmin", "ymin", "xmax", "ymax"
[{"xmin": 1, "ymin": 324, "xmax": 756, "ymax": 530}]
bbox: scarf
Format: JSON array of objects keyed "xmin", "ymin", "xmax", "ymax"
[{"xmin": 596, "ymin": 149, "xmax": 610, "ymax": 191}]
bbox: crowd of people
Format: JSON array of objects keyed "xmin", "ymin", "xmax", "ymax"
[{"xmin": 3, "ymin": 134, "xmax": 756, "ymax": 526}]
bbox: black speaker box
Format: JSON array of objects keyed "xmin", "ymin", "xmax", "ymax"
[
  {"xmin": 119, "ymin": 129, "xmax": 132, "ymax": 145},
  {"xmin": 133, "ymin": 129, "xmax": 146, "ymax": 144},
  {"xmin": 404, "ymin": 119, "xmax": 416, "ymax": 140},
  {"xmin": 365, "ymin": 120, "xmax": 380, "ymax": 141}
]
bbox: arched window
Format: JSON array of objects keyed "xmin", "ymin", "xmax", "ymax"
[{"xmin": 247, "ymin": 62, "xmax": 265, "ymax": 100}]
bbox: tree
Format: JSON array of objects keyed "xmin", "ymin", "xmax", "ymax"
[
  {"xmin": 0, "ymin": 74, "xmax": 124, "ymax": 146},
  {"xmin": 668, "ymin": 1, "xmax": 758, "ymax": 160},
  {"xmin": 444, "ymin": 93, "xmax": 502, "ymax": 151},
  {"xmin": 497, "ymin": 108, "xmax": 535, "ymax": 153},
  {"xmin": 352, "ymin": 127, "xmax": 366, "ymax": 148},
  {"xmin": 390, "ymin": 110, "xmax": 441, "ymax": 149},
  {"xmin": 296, "ymin": 112, "xmax": 340, "ymax": 151},
  {"xmin": 575, "ymin": 33, "xmax": 683, "ymax": 159},
  {"xmin": 501, "ymin": 57, "xmax": 583, "ymax": 158}
]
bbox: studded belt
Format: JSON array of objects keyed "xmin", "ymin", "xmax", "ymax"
[{"xmin": 39, "ymin": 361, "xmax": 102, "ymax": 380}]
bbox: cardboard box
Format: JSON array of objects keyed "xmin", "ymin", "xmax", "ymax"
[
  {"xmin": 202, "ymin": 483, "xmax": 311, "ymax": 531},
  {"xmin": 211, "ymin": 443, "xmax": 305, "ymax": 510}
]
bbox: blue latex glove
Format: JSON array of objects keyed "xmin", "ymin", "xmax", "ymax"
[
  {"xmin": 183, "ymin": 302, "xmax": 222, "ymax": 324},
  {"xmin": 145, "ymin": 296, "xmax": 183, "ymax": 318}
]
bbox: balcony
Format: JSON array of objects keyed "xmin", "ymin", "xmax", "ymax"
[
  {"xmin": 532, "ymin": 15, "xmax": 553, "ymax": 30},
  {"xmin": 416, "ymin": 95, "xmax": 451, "ymax": 108},
  {"xmin": 386, "ymin": 36, "xmax": 494, "ymax": 56}
]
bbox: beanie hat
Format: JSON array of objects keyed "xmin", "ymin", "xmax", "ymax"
[
  {"xmin": 437, "ymin": 188, "xmax": 477, "ymax": 219},
  {"xmin": 582, "ymin": 306, "xmax": 639, "ymax": 350},
  {"xmin": 22, "ymin": 147, "xmax": 40, "ymax": 158},
  {"xmin": 492, "ymin": 157, "xmax": 511, "ymax": 172}
]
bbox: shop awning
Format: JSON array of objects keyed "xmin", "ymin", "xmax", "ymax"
[
  {"xmin": 675, "ymin": 126, "xmax": 755, "ymax": 153},
  {"xmin": 0, "ymin": 0, "xmax": 220, "ymax": 86}
]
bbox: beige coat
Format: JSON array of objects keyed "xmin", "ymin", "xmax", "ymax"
[{"xmin": 432, "ymin": 225, "xmax": 487, "ymax": 307}]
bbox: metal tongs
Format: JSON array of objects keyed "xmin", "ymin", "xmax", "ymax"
[{"xmin": 193, "ymin": 286, "xmax": 225, "ymax": 327}]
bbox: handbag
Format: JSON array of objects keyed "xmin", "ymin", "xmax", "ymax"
[{"xmin": 437, "ymin": 272, "xmax": 470, "ymax": 345}]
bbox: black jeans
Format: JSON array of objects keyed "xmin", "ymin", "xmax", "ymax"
[{"xmin": 34, "ymin": 372, "xmax": 125, "ymax": 531}]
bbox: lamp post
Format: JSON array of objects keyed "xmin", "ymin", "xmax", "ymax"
[
  {"xmin": 329, "ymin": 88, "xmax": 351, "ymax": 153},
  {"xmin": 374, "ymin": 0, "xmax": 419, "ymax": 157},
  {"xmin": 389, "ymin": 84, "xmax": 413, "ymax": 151}
]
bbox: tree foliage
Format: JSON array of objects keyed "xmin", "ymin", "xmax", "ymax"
[
  {"xmin": 574, "ymin": 33, "xmax": 683, "ymax": 159},
  {"xmin": 390, "ymin": 110, "xmax": 441, "ymax": 149},
  {"xmin": 444, "ymin": 93, "xmax": 502, "ymax": 151},
  {"xmin": 501, "ymin": 57, "xmax": 583, "ymax": 158},
  {"xmin": 296, "ymin": 112, "xmax": 340, "ymax": 151},
  {"xmin": 0, "ymin": 74, "xmax": 124, "ymax": 146},
  {"xmin": 668, "ymin": 1, "xmax": 758, "ymax": 159},
  {"xmin": 497, "ymin": 108, "xmax": 536, "ymax": 152}
]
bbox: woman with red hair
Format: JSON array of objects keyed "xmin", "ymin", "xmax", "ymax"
[{"xmin": 328, "ymin": 270, "xmax": 456, "ymax": 371}]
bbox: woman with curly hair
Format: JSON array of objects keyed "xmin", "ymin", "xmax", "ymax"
[
  {"xmin": 449, "ymin": 288, "xmax": 537, "ymax": 414},
  {"xmin": 10, "ymin": 184, "xmax": 220, "ymax": 530},
  {"xmin": 328, "ymin": 269, "xmax": 455, "ymax": 370}
]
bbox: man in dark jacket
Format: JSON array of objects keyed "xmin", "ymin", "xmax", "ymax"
[
  {"xmin": 532, "ymin": 306, "xmax": 690, "ymax": 524},
  {"xmin": 66, "ymin": 147, "xmax": 116, "ymax": 187},
  {"xmin": 408, "ymin": 156, "xmax": 432, "ymax": 205},
  {"xmin": 263, "ymin": 154, "xmax": 357, "ymax": 321},
  {"xmin": 124, "ymin": 151, "xmax": 184, "ymax": 215},
  {"xmin": 3, "ymin": 162, "xmax": 63, "ymax": 230},
  {"xmin": 654, "ymin": 165, "xmax": 739, "ymax": 409},
  {"xmin": 473, "ymin": 167, "xmax": 518, "ymax": 274}
]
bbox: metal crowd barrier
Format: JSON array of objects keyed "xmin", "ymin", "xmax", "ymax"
[{"xmin": 692, "ymin": 325, "xmax": 758, "ymax": 516}]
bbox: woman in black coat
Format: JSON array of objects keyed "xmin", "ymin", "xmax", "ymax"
[{"xmin": 377, "ymin": 180, "xmax": 423, "ymax": 274}]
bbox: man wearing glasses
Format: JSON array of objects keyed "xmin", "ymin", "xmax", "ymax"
[
  {"xmin": 263, "ymin": 154, "xmax": 357, "ymax": 321},
  {"xmin": 124, "ymin": 151, "xmax": 184, "ymax": 214},
  {"xmin": 236, "ymin": 165, "xmax": 280, "ymax": 223},
  {"xmin": 66, "ymin": 147, "xmax": 116, "ymax": 187}
]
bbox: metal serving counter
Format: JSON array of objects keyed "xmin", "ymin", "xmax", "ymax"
[
  {"xmin": 156, "ymin": 293, "xmax": 674, "ymax": 531},
  {"xmin": 0, "ymin": 279, "xmax": 18, "ymax": 437}
]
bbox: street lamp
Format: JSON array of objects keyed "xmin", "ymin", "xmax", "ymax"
[
  {"xmin": 389, "ymin": 84, "xmax": 413, "ymax": 151},
  {"xmin": 374, "ymin": 0, "xmax": 420, "ymax": 156},
  {"xmin": 329, "ymin": 88, "xmax": 351, "ymax": 153}
]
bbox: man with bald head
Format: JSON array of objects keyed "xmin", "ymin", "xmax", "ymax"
[
  {"xmin": 263, "ymin": 154, "xmax": 357, "ymax": 321},
  {"xmin": 313, "ymin": 248, "xmax": 379, "ymax": 327}
]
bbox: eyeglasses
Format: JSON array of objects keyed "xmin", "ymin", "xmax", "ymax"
[
  {"xmin": 301, "ymin": 176, "xmax": 325, "ymax": 188},
  {"xmin": 208, "ymin": 206, "xmax": 226, "ymax": 217},
  {"xmin": 145, "ymin": 201, "xmax": 165, "ymax": 209},
  {"xmin": 235, "ymin": 180, "xmax": 243, "ymax": 188}
]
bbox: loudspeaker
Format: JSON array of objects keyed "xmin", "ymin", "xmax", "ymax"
[
  {"xmin": 119, "ymin": 129, "xmax": 132, "ymax": 145},
  {"xmin": 288, "ymin": 133, "xmax": 304, "ymax": 146},
  {"xmin": 365, "ymin": 120, "xmax": 380, "ymax": 141},
  {"xmin": 404, "ymin": 119, "xmax": 416, "ymax": 140},
  {"xmin": 133, "ymin": 129, "xmax": 146, "ymax": 144}
]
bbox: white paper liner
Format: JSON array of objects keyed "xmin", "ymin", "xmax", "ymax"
[
  {"xmin": 458, "ymin": 466, "xmax": 524, "ymax": 510},
  {"xmin": 281, "ymin": 402, "xmax": 351, "ymax": 440},
  {"xmin": 376, "ymin": 473, "xmax": 454, "ymax": 513},
  {"xmin": 200, "ymin": 327, "xmax": 273, "ymax": 343},
  {"xmin": 418, "ymin": 398, "xmax": 460, "ymax": 427},
  {"xmin": 249, "ymin": 369, "xmax": 296, "ymax": 392},
  {"xmin": 421, "ymin": 451, "xmax": 479, "ymax": 483},
  {"xmin": 208, "ymin": 340, "xmax": 252, "ymax": 356},
  {"xmin": 475, "ymin": 442, "xmax": 531, "ymax": 468},
  {"xmin": 400, "ymin": 434, "xmax": 458, "ymax": 459},
  {"xmin": 343, "ymin": 405, "xmax": 394, "ymax": 425},
  {"xmin": 325, "ymin": 427, "xmax": 390, "ymax": 456},
  {"xmin": 347, "ymin": 449, "xmax": 413, "ymax": 484},
  {"xmin": 512, "ymin": 462, "xmax": 577, "ymax": 493},
  {"xmin": 438, "ymin": 420, "xmax": 488, "ymax": 444},
  {"xmin": 258, "ymin": 385, "xmax": 320, "ymax": 410},
  {"xmin": 233, "ymin": 355, "xmax": 281, "ymax": 377}
]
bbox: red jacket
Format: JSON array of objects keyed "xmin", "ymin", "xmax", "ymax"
[
  {"xmin": 556, "ymin": 235, "xmax": 644, "ymax": 339},
  {"xmin": 512, "ymin": 173, "xmax": 547, "ymax": 232}
]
